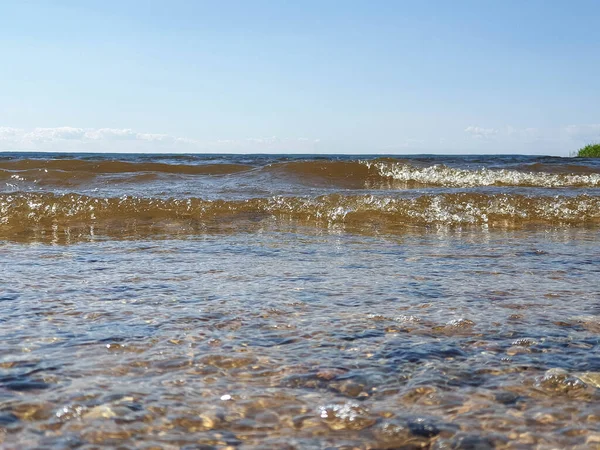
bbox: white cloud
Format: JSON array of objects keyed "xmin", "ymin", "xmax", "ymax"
[
  {"xmin": 464, "ymin": 126, "xmax": 499, "ymax": 139},
  {"xmin": 26, "ymin": 127, "xmax": 87, "ymax": 141},
  {"xmin": 136, "ymin": 133, "xmax": 172, "ymax": 142},
  {"xmin": 0, "ymin": 126, "xmax": 190, "ymax": 150},
  {"xmin": 0, "ymin": 126, "xmax": 320, "ymax": 153},
  {"xmin": 0, "ymin": 127, "xmax": 25, "ymax": 139},
  {"xmin": 83, "ymin": 128, "xmax": 138, "ymax": 140}
]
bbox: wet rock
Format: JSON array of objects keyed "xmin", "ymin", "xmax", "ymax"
[
  {"xmin": 197, "ymin": 430, "xmax": 242, "ymax": 447},
  {"xmin": 105, "ymin": 342, "xmax": 124, "ymax": 351},
  {"xmin": 154, "ymin": 357, "xmax": 192, "ymax": 370},
  {"xmin": 171, "ymin": 413, "xmax": 220, "ymax": 431},
  {"xmin": 494, "ymin": 392, "xmax": 521, "ymax": 406},
  {"xmin": 446, "ymin": 318, "xmax": 475, "ymax": 329},
  {"xmin": 533, "ymin": 412, "xmax": 557, "ymax": 424},
  {"xmin": 586, "ymin": 434, "xmax": 600, "ymax": 446},
  {"xmin": 198, "ymin": 354, "xmax": 257, "ymax": 369},
  {"xmin": 506, "ymin": 346, "xmax": 531, "ymax": 356},
  {"xmin": 384, "ymin": 325, "xmax": 406, "ymax": 333},
  {"xmin": 254, "ymin": 410, "xmax": 280, "ymax": 425},
  {"xmin": 119, "ymin": 400, "xmax": 144, "ymax": 412},
  {"xmin": 230, "ymin": 418, "xmax": 273, "ymax": 432},
  {"xmin": 446, "ymin": 368, "xmax": 486, "ymax": 387},
  {"xmin": 330, "ymin": 379, "xmax": 368, "ymax": 398},
  {"xmin": 291, "ymin": 413, "xmax": 322, "ymax": 430},
  {"xmin": 339, "ymin": 329, "xmax": 385, "ymax": 341},
  {"xmin": 511, "ymin": 338, "xmax": 537, "ymax": 347},
  {"xmin": 315, "ymin": 367, "xmax": 348, "ymax": 380},
  {"xmin": 81, "ymin": 400, "xmax": 137, "ymax": 421},
  {"xmin": 372, "ymin": 415, "xmax": 452, "ymax": 448},
  {"xmin": 372, "ymin": 420, "xmax": 413, "ymax": 446},
  {"xmin": 0, "ymin": 412, "xmax": 19, "ymax": 426},
  {"xmin": 318, "ymin": 402, "xmax": 376, "ymax": 431},
  {"xmin": 383, "ymin": 343, "xmax": 466, "ymax": 365},
  {"xmin": 38, "ymin": 435, "xmax": 86, "ymax": 449},
  {"xmin": 574, "ymin": 372, "xmax": 600, "ymax": 388},
  {"xmin": 372, "ymin": 418, "xmax": 440, "ymax": 448},
  {"xmin": 281, "ymin": 373, "xmax": 329, "ymax": 390},
  {"xmin": 576, "ymin": 316, "xmax": 600, "ymax": 333},
  {"xmin": 83, "ymin": 405, "xmax": 117, "ymax": 419},
  {"xmin": 537, "ymin": 368, "xmax": 588, "ymax": 394},
  {"xmin": 408, "ymin": 417, "xmax": 440, "ymax": 438},
  {"xmin": 368, "ymin": 314, "xmax": 390, "ymax": 321},
  {"xmin": 281, "ymin": 369, "xmax": 371, "ymax": 398},
  {"xmin": 432, "ymin": 320, "xmax": 477, "ymax": 337},
  {"xmin": 181, "ymin": 445, "xmax": 217, "ymax": 450},
  {"xmin": 3, "ymin": 380, "xmax": 50, "ymax": 391},
  {"xmin": 402, "ymin": 385, "xmax": 438, "ymax": 405},
  {"xmin": 395, "ymin": 315, "xmax": 422, "ymax": 323},
  {"xmin": 12, "ymin": 402, "xmax": 54, "ymax": 421},
  {"xmin": 258, "ymin": 441, "xmax": 298, "ymax": 450},
  {"xmin": 55, "ymin": 404, "xmax": 87, "ymax": 421},
  {"xmin": 435, "ymin": 433, "xmax": 496, "ymax": 449}
]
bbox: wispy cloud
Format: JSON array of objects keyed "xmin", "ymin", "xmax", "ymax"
[
  {"xmin": 464, "ymin": 126, "xmax": 499, "ymax": 139},
  {"xmin": 0, "ymin": 127, "xmax": 195, "ymax": 145},
  {"xmin": 0, "ymin": 126, "xmax": 320, "ymax": 153},
  {"xmin": 564, "ymin": 124, "xmax": 600, "ymax": 141},
  {"xmin": 460, "ymin": 123, "xmax": 600, "ymax": 154},
  {"xmin": 506, "ymin": 126, "xmax": 546, "ymax": 142}
]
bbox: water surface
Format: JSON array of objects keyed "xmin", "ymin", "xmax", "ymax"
[{"xmin": 1, "ymin": 153, "xmax": 599, "ymax": 448}]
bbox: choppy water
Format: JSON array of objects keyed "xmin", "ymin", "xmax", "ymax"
[{"xmin": 1, "ymin": 153, "xmax": 600, "ymax": 449}]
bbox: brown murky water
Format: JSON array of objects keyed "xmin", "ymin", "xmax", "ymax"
[{"xmin": 1, "ymin": 153, "xmax": 600, "ymax": 449}]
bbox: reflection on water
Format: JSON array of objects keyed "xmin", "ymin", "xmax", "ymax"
[{"xmin": 1, "ymin": 227, "xmax": 599, "ymax": 448}]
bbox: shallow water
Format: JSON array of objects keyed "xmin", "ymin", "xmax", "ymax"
[{"xmin": 1, "ymin": 153, "xmax": 600, "ymax": 449}]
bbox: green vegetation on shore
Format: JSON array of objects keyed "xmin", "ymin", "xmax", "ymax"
[{"xmin": 576, "ymin": 143, "xmax": 600, "ymax": 157}]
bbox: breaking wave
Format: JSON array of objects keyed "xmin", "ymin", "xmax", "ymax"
[
  {"xmin": 2, "ymin": 158, "xmax": 600, "ymax": 189},
  {"xmin": 359, "ymin": 160, "xmax": 600, "ymax": 188},
  {"xmin": 2, "ymin": 192, "xmax": 599, "ymax": 240}
]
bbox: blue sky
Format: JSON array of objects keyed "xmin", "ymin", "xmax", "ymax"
[{"xmin": 1, "ymin": 0, "xmax": 599, "ymax": 155}]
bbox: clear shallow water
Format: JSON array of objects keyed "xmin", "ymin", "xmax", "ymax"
[{"xmin": 1, "ymin": 153, "xmax": 600, "ymax": 449}]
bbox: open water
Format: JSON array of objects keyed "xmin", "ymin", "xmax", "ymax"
[{"xmin": 1, "ymin": 153, "xmax": 599, "ymax": 449}]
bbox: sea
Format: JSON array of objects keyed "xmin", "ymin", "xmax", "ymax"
[{"xmin": 1, "ymin": 153, "xmax": 599, "ymax": 449}]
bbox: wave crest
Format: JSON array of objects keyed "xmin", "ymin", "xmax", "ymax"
[
  {"xmin": 3, "ymin": 158, "xmax": 600, "ymax": 189},
  {"xmin": 2, "ymin": 193, "xmax": 599, "ymax": 240},
  {"xmin": 361, "ymin": 160, "xmax": 600, "ymax": 188}
]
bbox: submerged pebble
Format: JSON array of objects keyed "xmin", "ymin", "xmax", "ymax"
[
  {"xmin": 537, "ymin": 368, "xmax": 589, "ymax": 394},
  {"xmin": 318, "ymin": 403, "xmax": 376, "ymax": 431}
]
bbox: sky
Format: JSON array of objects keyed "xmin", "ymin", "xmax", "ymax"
[{"xmin": 1, "ymin": 0, "xmax": 599, "ymax": 155}]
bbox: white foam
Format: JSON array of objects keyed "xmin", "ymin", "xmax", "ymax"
[{"xmin": 361, "ymin": 161, "xmax": 600, "ymax": 188}]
